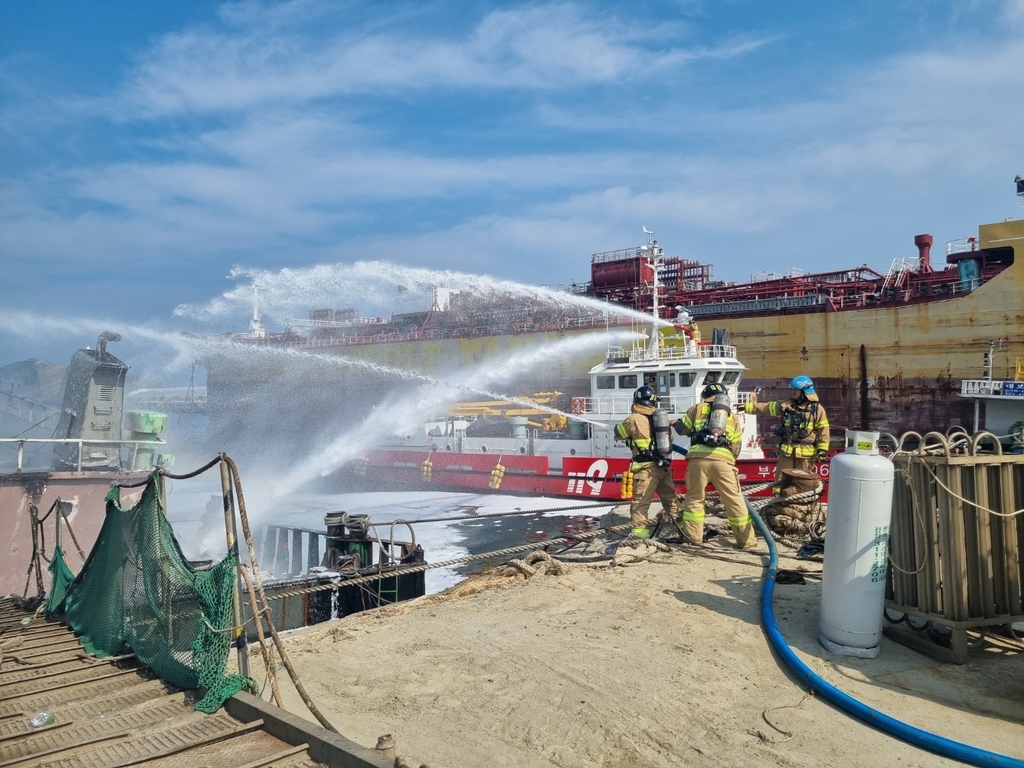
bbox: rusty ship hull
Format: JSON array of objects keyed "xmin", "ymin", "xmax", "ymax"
[{"xmin": 713, "ymin": 220, "xmax": 1024, "ymax": 434}]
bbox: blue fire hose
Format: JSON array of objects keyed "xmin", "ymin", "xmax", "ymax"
[{"xmin": 746, "ymin": 498, "xmax": 1024, "ymax": 768}]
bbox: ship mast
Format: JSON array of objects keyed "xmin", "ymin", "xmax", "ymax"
[{"xmin": 643, "ymin": 226, "xmax": 662, "ymax": 361}]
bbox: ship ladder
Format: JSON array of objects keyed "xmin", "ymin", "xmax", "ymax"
[
  {"xmin": 376, "ymin": 547, "xmax": 400, "ymax": 607},
  {"xmin": 373, "ymin": 521, "xmax": 417, "ymax": 608}
]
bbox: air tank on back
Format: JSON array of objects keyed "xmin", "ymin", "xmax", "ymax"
[
  {"xmin": 707, "ymin": 394, "xmax": 731, "ymax": 439},
  {"xmin": 819, "ymin": 430, "xmax": 895, "ymax": 658},
  {"xmin": 651, "ymin": 409, "xmax": 672, "ymax": 458}
]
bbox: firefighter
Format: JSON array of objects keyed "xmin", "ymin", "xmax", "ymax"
[
  {"xmin": 745, "ymin": 375, "xmax": 830, "ymax": 486},
  {"xmin": 614, "ymin": 385, "xmax": 677, "ymax": 538},
  {"xmin": 674, "ymin": 383, "xmax": 756, "ymax": 549}
]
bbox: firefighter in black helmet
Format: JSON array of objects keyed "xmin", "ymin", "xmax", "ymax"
[
  {"xmin": 673, "ymin": 382, "xmax": 755, "ymax": 548},
  {"xmin": 614, "ymin": 385, "xmax": 677, "ymax": 538}
]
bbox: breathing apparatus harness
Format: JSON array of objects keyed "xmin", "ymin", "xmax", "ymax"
[
  {"xmin": 774, "ymin": 398, "xmax": 820, "ymax": 443},
  {"xmin": 694, "ymin": 393, "xmax": 733, "ymax": 448},
  {"xmin": 627, "ymin": 409, "xmax": 673, "ymax": 468}
]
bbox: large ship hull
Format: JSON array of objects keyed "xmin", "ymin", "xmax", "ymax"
[{"xmin": 204, "ymin": 220, "xmax": 1023, "ymax": 460}]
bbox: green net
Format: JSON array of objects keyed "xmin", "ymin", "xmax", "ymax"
[
  {"xmin": 45, "ymin": 547, "xmax": 75, "ymax": 615},
  {"xmin": 48, "ymin": 474, "xmax": 249, "ymax": 712}
]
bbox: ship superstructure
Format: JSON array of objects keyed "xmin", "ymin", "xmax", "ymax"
[{"xmin": 346, "ymin": 234, "xmax": 775, "ymax": 499}]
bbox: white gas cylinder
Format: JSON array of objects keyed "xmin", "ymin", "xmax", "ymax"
[{"xmin": 819, "ymin": 430, "xmax": 894, "ymax": 658}]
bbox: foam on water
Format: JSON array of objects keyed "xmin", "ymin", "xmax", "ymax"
[{"xmin": 165, "ymin": 474, "xmax": 594, "ymax": 595}]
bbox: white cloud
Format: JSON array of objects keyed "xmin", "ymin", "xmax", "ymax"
[{"xmin": 118, "ymin": 3, "xmax": 763, "ymax": 116}]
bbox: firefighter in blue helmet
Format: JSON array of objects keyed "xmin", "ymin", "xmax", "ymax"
[
  {"xmin": 674, "ymin": 383, "xmax": 755, "ymax": 548},
  {"xmin": 745, "ymin": 375, "xmax": 830, "ymax": 487},
  {"xmin": 614, "ymin": 385, "xmax": 677, "ymax": 538}
]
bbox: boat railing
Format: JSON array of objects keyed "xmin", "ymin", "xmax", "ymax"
[
  {"xmin": 583, "ymin": 390, "xmax": 753, "ymax": 418},
  {"xmin": 946, "ymin": 236, "xmax": 979, "ymax": 256},
  {"xmin": 581, "ymin": 394, "xmax": 695, "ymax": 417},
  {"xmin": 1, "ymin": 392, "xmax": 59, "ymax": 425},
  {"xmin": 582, "ymin": 396, "xmax": 641, "ymax": 417},
  {"xmin": 606, "ymin": 343, "xmax": 738, "ymax": 363},
  {"xmin": 0, "ymin": 437, "xmax": 167, "ymax": 473},
  {"xmin": 960, "ymin": 379, "xmax": 1024, "ymax": 397}
]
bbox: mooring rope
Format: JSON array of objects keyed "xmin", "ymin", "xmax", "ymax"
[
  {"xmin": 369, "ymin": 500, "xmax": 619, "ymax": 527},
  {"xmin": 262, "ymin": 484, "xmax": 824, "ymax": 603},
  {"xmin": 263, "ymin": 522, "xmax": 636, "ymax": 602}
]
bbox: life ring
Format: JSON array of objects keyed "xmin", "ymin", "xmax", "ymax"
[{"xmin": 570, "ymin": 397, "xmax": 586, "ymax": 415}]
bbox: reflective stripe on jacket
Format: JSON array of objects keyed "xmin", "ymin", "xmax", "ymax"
[
  {"xmin": 745, "ymin": 398, "xmax": 830, "ymax": 455},
  {"xmin": 677, "ymin": 400, "xmax": 742, "ymax": 463},
  {"xmin": 615, "ymin": 403, "xmax": 658, "ymax": 469}
]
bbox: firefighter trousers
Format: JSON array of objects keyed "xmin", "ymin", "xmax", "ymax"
[
  {"xmin": 773, "ymin": 452, "xmax": 815, "ymax": 494},
  {"xmin": 630, "ymin": 464, "xmax": 677, "ymax": 529},
  {"xmin": 775, "ymin": 451, "xmax": 814, "ymax": 478},
  {"xmin": 680, "ymin": 456, "xmax": 755, "ymax": 548}
]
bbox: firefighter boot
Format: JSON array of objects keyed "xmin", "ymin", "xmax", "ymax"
[
  {"xmin": 732, "ymin": 522, "xmax": 757, "ymax": 549},
  {"xmin": 681, "ymin": 517, "xmax": 705, "ymax": 547}
]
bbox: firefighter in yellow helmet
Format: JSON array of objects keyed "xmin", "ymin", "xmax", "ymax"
[
  {"xmin": 674, "ymin": 383, "xmax": 756, "ymax": 548},
  {"xmin": 614, "ymin": 385, "xmax": 678, "ymax": 538},
  {"xmin": 745, "ymin": 375, "xmax": 830, "ymax": 488}
]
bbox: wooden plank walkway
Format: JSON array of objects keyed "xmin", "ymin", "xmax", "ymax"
[{"xmin": 0, "ymin": 598, "xmax": 391, "ymax": 768}]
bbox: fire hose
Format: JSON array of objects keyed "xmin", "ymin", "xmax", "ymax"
[{"xmin": 748, "ymin": 497, "xmax": 1024, "ymax": 768}]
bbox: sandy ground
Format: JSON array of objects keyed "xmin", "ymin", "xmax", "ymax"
[{"xmin": 251, "ymin": 519, "xmax": 1024, "ymax": 768}]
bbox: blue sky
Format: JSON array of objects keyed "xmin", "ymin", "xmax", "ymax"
[{"xmin": 2, "ymin": 0, "xmax": 1023, "ymax": 370}]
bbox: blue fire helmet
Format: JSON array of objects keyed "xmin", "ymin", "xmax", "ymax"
[
  {"xmin": 701, "ymin": 382, "xmax": 728, "ymax": 399},
  {"xmin": 633, "ymin": 385, "xmax": 657, "ymax": 405},
  {"xmin": 790, "ymin": 375, "xmax": 815, "ymax": 395}
]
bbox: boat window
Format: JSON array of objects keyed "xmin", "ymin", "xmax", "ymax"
[
  {"xmin": 619, "ymin": 374, "xmax": 638, "ymax": 389},
  {"xmin": 702, "ymin": 372, "xmax": 722, "ymax": 385},
  {"xmin": 722, "ymin": 371, "xmax": 740, "ymax": 384},
  {"xmin": 657, "ymin": 372, "xmax": 673, "ymax": 397},
  {"xmin": 595, "ymin": 375, "xmax": 616, "ymax": 390},
  {"xmin": 676, "ymin": 372, "xmax": 696, "ymax": 387}
]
